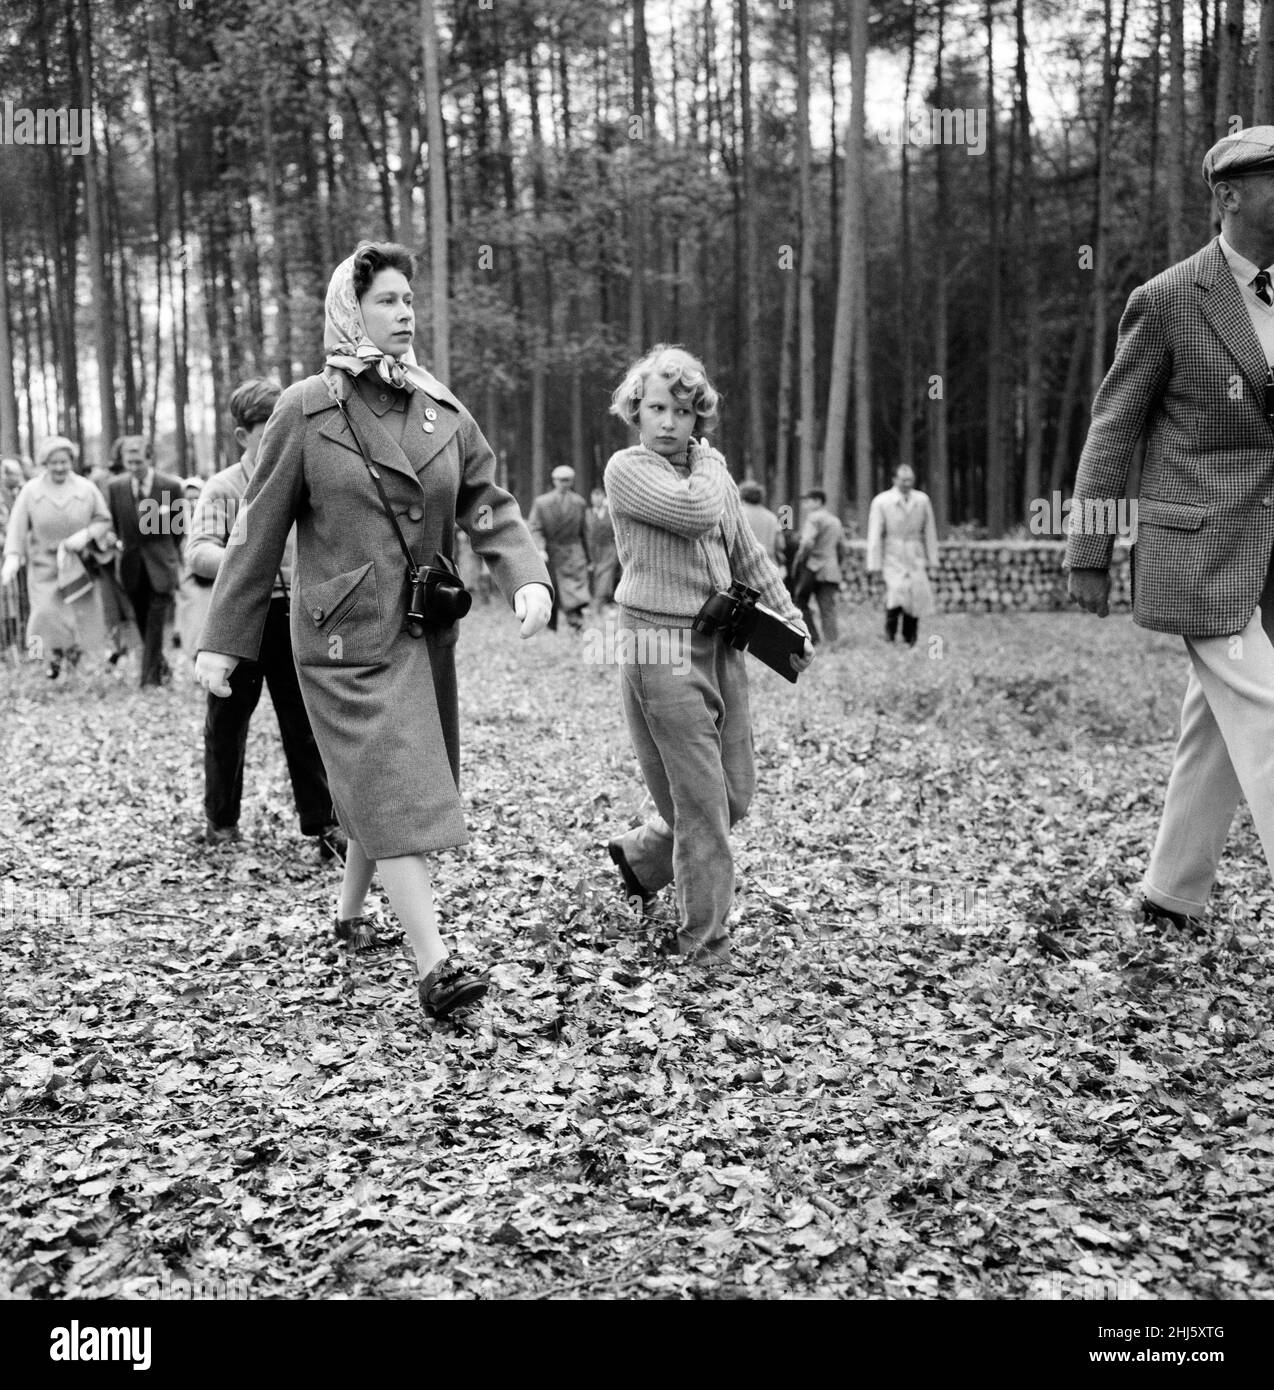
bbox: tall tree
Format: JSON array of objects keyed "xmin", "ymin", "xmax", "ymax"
[
  {"xmin": 420, "ymin": 0, "xmax": 450, "ymax": 380},
  {"xmin": 736, "ymin": 0, "xmax": 764, "ymax": 478},
  {"xmin": 984, "ymin": 0, "xmax": 1007, "ymax": 534}
]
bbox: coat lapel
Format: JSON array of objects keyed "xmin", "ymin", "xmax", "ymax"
[
  {"xmin": 315, "ymin": 383, "xmax": 461, "ymax": 484},
  {"xmin": 1198, "ymin": 239, "xmax": 1270, "ymax": 409}
]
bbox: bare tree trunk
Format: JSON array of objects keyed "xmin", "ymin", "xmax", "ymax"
[
  {"xmin": 984, "ymin": 0, "xmax": 1006, "ymax": 534},
  {"xmin": 822, "ymin": 0, "xmax": 866, "ymax": 516},
  {"xmin": 1166, "ymin": 0, "xmax": 1189, "ymax": 261},
  {"xmin": 796, "ymin": 0, "xmax": 817, "ymax": 496},
  {"xmin": 898, "ymin": 7, "xmax": 917, "ymax": 475},
  {"xmin": 1091, "ymin": 0, "xmax": 1116, "ymax": 401},
  {"xmin": 77, "ymin": 0, "xmax": 118, "ymax": 467},
  {"xmin": 929, "ymin": 0, "xmax": 951, "ymax": 529},
  {"xmin": 261, "ymin": 90, "xmax": 293, "ymax": 380},
  {"xmin": 420, "ymin": 0, "xmax": 450, "ymax": 379},
  {"xmin": 0, "ymin": 213, "xmax": 18, "ymax": 455},
  {"xmin": 1216, "ymin": 0, "xmax": 1244, "ymax": 133},
  {"xmin": 1256, "ymin": 0, "xmax": 1274, "ymax": 122},
  {"xmin": 775, "ymin": 184, "xmax": 797, "ymax": 500},
  {"xmin": 737, "ymin": 0, "xmax": 764, "ymax": 478},
  {"xmin": 1016, "ymin": 0, "xmax": 1044, "ymax": 516}
]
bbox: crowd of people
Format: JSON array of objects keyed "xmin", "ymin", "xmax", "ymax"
[{"xmin": 1, "ymin": 238, "xmax": 945, "ymax": 1025}]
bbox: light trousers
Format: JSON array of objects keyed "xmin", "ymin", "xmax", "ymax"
[
  {"xmin": 1144, "ymin": 570, "xmax": 1274, "ymax": 914},
  {"xmin": 613, "ymin": 620, "xmax": 755, "ymax": 961}
]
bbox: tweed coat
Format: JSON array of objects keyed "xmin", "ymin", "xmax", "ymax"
[
  {"xmin": 866, "ymin": 487, "xmax": 938, "ymax": 616},
  {"xmin": 1066, "ymin": 238, "xmax": 1274, "ymax": 637},
  {"xmin": 198, "ymin": 369, "xmax": 551, "ymax": 858}
]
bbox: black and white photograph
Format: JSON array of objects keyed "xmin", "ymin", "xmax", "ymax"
[{"xmin": 0, "ymin": 0, "xmax": 1270, "ymax": 1342}]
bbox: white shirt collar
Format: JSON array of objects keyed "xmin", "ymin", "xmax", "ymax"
[{"xmin": 1219, "ymin": 234, "xmax": 1271, "ymax": 289}]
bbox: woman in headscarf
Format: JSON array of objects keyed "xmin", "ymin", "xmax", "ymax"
[
  {"xmin": 195, "ymin": 241, "xmax": 553, "ymax": 1023},
  {"xmin": 0, "ymin": 436, "xmax": 114, "ymax": 678}
]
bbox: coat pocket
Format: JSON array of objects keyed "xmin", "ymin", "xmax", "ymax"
[
  {"xmin": 1137, "ymin": 499, "xmax": 1207, "ymax": 531},
  {"xmin": 297, "ymin": 562, "xmax": 381, "ymax": 666}
]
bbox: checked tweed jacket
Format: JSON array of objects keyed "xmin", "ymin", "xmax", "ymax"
[{"xmin": 1066, "ymin": 237, "xmax": 1274, "ymax": 637}]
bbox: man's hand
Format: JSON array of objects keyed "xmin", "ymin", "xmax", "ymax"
[
  {"xmin": 195, "ymin": 651, "xmax": 239, "ymax": 697},
  {"xmin": 1068, "ymin": 567, "xmax": 1112, "ymax": 618},
  {"xmin": 791, "ymin": 636, "xmax": 816, "ymax": 674},
  {"xmin": 514, "ymin": 583, "xmax": 553, "ymax": 638}
]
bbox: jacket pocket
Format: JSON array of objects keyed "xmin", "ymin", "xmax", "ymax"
[
  {"xmin": 297, "ymin": 562, "xmax": 381, "ymax": 666},
  {"xmin": 1138, "ymin": 499, "xmax": 1207, "ymax": 531}
]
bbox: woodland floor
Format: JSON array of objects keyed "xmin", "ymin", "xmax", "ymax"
[{"xmin": 1, "ymin": 601, "xmax": 1272, "ymax": 1301}]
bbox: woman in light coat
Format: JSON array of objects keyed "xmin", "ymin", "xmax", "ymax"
[
  {"xmin": 0, "ymin": 437, "xmax": 113, "ymax": 677},
  {"xmin": 196, "ymin": 242, "xmax": 553, "ymax": 1023}
]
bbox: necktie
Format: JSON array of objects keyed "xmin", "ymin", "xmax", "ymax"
[{"xmin": 1254, "ymin": 270, "xmax": 1272, "ymax": 306}]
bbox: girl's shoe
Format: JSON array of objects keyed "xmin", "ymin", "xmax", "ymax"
[
  {"xmin": 418, "ymin": 959, "xmax": 488, "ymax": 1019},
  {"xmin": 333, "ymin": 912, "xmax": 402, "ymax": 953}
]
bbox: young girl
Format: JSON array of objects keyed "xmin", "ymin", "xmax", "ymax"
[{"xmin": 603, "ymin": 344, "xmax": 814, "ymax": 964}]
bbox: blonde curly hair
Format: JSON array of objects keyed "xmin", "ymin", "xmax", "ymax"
[{"xmin": 609, "ymin": 344, "xmax": 721, "ymax": 433}]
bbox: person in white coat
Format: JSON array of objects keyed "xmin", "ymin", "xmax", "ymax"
[{"xmin": 866, "ymin": 465, "xmax": 939, "ymax": 646}]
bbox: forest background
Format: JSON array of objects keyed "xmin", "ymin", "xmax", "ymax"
[{"xmin": 0, "ymin": 0, "xmax": 1265, "ymax": 531}]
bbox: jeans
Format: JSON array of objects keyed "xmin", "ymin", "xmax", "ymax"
[
  {"xmin": 613, "ymin": 618, "xmax": 755, "ymax": 961},
  {"xmin": 203, "ymin": 598, "xmax": 334, "ymax": 834}
]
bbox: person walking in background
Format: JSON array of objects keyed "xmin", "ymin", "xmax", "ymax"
[
  {"xmin": 106, "ymin": 435, "xmax": 184, "ymax": 688},
  {"xmin": 187, "ymin": 378, "xmax": 342, "ymax": 858},
  {"xmin": 1069, "ymin": 126, "xmax": 1274, "ymax": 937},
  {"xmin": 585, "ymin": 485, "xmax": 619, "ymax": 612},
  {"xmin": 603, "ymin": 344, "xmax": 813, "ymax": 967},
  {"xmin": 866, "ymin": 465, "xmax": 939, "ymax": 647},
  {"xmin": 195, "ymin": 241, "xmax": 553, "ymax": 1024},
  {"xmin": 528, "ymin": 465, "xmax": 591, "ymax": 632},
  {"xmin": 0, "ymin": 437, "xmax": 114, "ymax": 678},
  {"xmin": 792, "ymin": 488, "xmax": 847, "ymax": 646},
  {"xmin": 739, "ymin": 480, "xmax": 784, "ymax": 567}
]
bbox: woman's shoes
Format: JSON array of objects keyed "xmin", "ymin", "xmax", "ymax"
[
  {"xmin": 418, "ymin": 958, "xmax": 488, "ymax": 1019},
  {"xmin": 333, "ymin": 912, "xmax": 403, "ymax": 953}
]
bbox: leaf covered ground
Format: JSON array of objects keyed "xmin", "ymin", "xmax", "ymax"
[{"xmin": 1, "ymin": 603, "xmax": 1272, "ymax": 1301}]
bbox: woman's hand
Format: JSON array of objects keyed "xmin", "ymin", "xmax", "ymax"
[
  {"xmin": 195, "ymin": 650, "xmax": 240, "ymax": 697},
  {"xmin": 513, "ymin": 583, "xmax": 553, "ymax": 638},
  {"xmin": 791, "ymin": 637, "xmax": 816, "ymax": 674},
  {"xmin": 0, "ymin": 555, "xmax": 20, "ymax": 587}
]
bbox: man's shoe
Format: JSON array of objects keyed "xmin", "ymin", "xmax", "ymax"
[
  {"xmin": 608, "ymin": 840, "xmax": 654, "ymax": 914},
  {"xmin": 317, "ymin": 824, "xmax": 348, "ymax": 862},
  {"xmin": 418, "ymin": 959, "xmax": 489, "ymax": 1019},
  {"xmin": 1141, "ymin": 898, "xmax": 1206, "ymax": 938},
  {"xmin": 204, "ymin": 822, "xmax": 240, "ymax": 846},
  {"xmin": 333, "ymin": 912, "xmax": 402, "ymax": 953}
]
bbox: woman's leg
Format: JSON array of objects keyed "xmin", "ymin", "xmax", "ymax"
[
  {"xmin": 377, "ymin": 853, "xmax": 446, "ymax": 979},
  {"xmin": 338, "ymin": 837, "xmax": 376, "ymax": 920}
]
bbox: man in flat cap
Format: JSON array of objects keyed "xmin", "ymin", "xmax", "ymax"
[
  {"xmin": 528, "ymin": 465, "xmax": 591, "ymax": 632},
  {"xmin": 1068, "ymin": 124, "xmax": 1274, "ymax": 935}
]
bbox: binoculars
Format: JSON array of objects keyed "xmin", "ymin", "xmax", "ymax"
[
  {"xmin": 692, "ymin": 581, "xmax": 762, "ymax": 649},
  {"xmin": 406, "ymin": 554, "xmax": 472, "ymax": 638}
]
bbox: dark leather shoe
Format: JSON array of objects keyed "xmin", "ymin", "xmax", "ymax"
[
  {"xmin": 1141, "ymin": 898, "xmax": 1205, "ymax": 938},
  {"xmin": 333, "ymin": 913, "xmax": 402, "ymax": 953},
  {"xmin": 608, "ymin": 840, "xmax": 654, "ymax": 913},
  {"xmin": 317, "ymin": 824, "xmax": 348, "ymax": 862},
  {"xmin": 204, "ymin": 822, "xmax": 240, "ymax": 846},
  {"xmin": 418, "ymin": 959, "xmax": 488, "ymax": 1019}
]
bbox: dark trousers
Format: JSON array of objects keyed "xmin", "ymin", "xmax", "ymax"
[
  {"xmin": 203, "ymin": 598, "xmax": 334, "ymax": 834},
  {"xmin": 126, "ymin": 568, "xmax": 173, "ymax": 687},
  {"xmin": 795, "ymin": 568, "xmax": 839, "ymax": 644},
  {"xmin": 886, "ymin": 606, "xmax": 918, "ymax": 645}
]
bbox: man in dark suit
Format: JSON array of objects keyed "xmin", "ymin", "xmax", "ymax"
[
  {"xmin": 107, "ymin": 436, "xmax": 184, "ymax": 687},
  {"xmin": 1068, "ymin": 125, "xmax": 1274, "ymax": 935},
  {"xmin": 528, "ymin": 465, "xmax": 591, "ymax": 632}
]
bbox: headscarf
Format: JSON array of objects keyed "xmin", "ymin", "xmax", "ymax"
[
  {"xmin": 323, "ymin": 249, "xmax": 436, "ymax": 395},
  {"xmin": 36, "ymin": 435, "xmax": 79, "ymax": 469}
]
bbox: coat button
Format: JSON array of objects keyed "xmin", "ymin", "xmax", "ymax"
[
  {"xmin": 423, "ymin": 422, "xmax": 435, "ymax": 434},
  {"xmin": 379, "ymin": 392, "xmax": 388, "ymax": 402},
  {"xmin": 312, "ymin": 607, "xmax": 324, "ymax": 621},
  {"xmin": 409, "ymin": 504, "xmax": 424, "ymax": 522},
  {"xmin": 424, "ymin": 407, "xmax": 438, "ymax": 421}
]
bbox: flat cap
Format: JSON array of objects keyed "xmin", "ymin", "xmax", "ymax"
[{"xmin": 1203, "ymin": 126, "xmax": 1274, "ymax": 185}]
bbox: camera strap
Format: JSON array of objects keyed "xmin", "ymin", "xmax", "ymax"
[{"xmin": 334, "ymin": 399, "xmax": 421, "ymax": 577}]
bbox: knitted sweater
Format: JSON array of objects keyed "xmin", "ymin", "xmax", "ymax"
[{"xmin": 604, "ymin": 442, "xmax": 805, "ymax": 629}]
